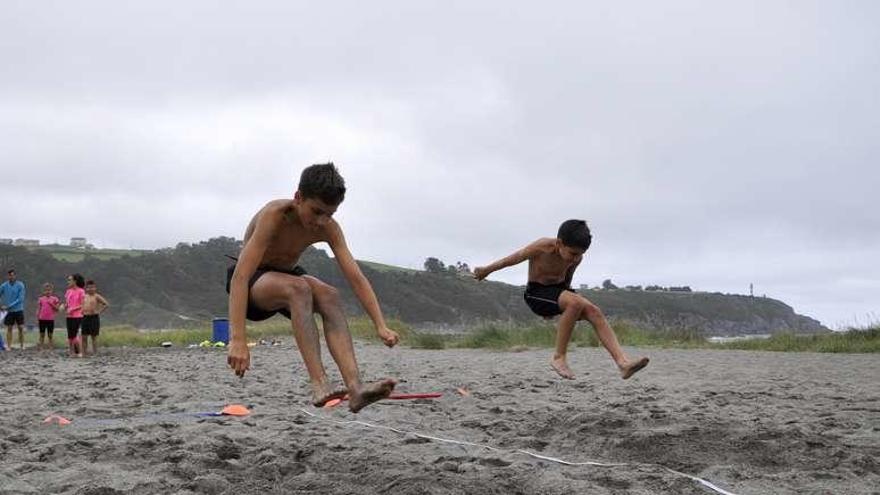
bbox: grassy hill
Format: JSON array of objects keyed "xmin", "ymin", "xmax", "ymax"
[
  {"xmin": 31, "ymin": 244, "xmax": 151, "ymax": 263},
  {"xmin": 0, "ymin": 239, "xmax": 827, "ymax": 335}
]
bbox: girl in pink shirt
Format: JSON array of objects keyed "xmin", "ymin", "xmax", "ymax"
[
  {"xmin": 64, "ymin": 273, "xmax": 86, "ymax": 357},
  {"xmin": 36, "ymin": 282, "xmax": 61, "ymax": 350}
]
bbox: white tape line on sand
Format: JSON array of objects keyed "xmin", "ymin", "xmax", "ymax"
[{"xmin": 298, "ymin": 409, "xmax": 740, "ymax": 495}]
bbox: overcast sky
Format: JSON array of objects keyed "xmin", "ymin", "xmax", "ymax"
[{"xmin": 2, "ymin": 1, "xmax": 877, "ymax": 328}]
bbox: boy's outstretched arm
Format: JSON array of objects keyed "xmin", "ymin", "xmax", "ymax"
[
  {"xmin": 227, "ymin": 214, "xmax": 274, "ymax": 377},
  {"xmin": 327, "ymin": 223, "xmax": 399, "ymax": 348},
  {"xmin": 473, "ymin": 239, "xmax": 544, "ymax": 281}
]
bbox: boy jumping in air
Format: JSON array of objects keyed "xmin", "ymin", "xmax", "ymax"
[
  {"xmin": 474, "ymin": 219, "xmax": 649, "ymax": 380},
  {"xmin": 226, "ymin": 163, "xmax": 398, "ymax": 413}
]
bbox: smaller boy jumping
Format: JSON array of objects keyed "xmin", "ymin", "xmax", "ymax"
[{"xmin": 474, "ymin": 220, "xmax": 648, "ymax": 380}]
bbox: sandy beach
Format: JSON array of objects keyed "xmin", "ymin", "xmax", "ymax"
[{"xmin": 1, "ymin": 342, "xmax": 878, "ymax": 494}]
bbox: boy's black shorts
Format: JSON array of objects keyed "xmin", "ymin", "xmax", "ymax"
[
  {"xmin": 38, "ymin": 319, "xmax": 55, "ymax": 335},
  {"xmin": 523, "ymin": 282, "xmax": 576, "ymax": 318},
  {"xmin": 4, "ymin": 311, "xmax": 24, "ymax": 326},
  {"xmin": 226, "ymin": 264, "xmax": 308, "ymax": 321},
  {"xmin": 82, "ymin": 314, "xmax": 101, "ymax": 336}
]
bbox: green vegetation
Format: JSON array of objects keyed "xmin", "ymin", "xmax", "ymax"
[
  {"xmin": 713, "ymin": 326, "xmax": 880, "ymax": 353},
  {"xmin": 8, "ymin": 320, "xmax": 292, "ymax": 349},
  {"xmin": 7, "ymin": 320, "xmax": 876, "ymax": 353},
  {"xmin": 405, "ymin": 322, "xmax": 879, "ymax": 354},
  {"xmin": 0, "ymin": 239, "xmax": 827, "ymax": 336},
  {"xmin": 359, "ymin": 260, "xmax": 418, "ymax": 274},
  {"xmin": 405, "ymin": 320, "xmax": 706, "ymax": 350},
  {"xmin": 5, "ymin": 316, "xmax": 413, "ymax": 349},
  {"xmin": 31, "ymin": 244, "xmax": 149, "ymax": 263}
]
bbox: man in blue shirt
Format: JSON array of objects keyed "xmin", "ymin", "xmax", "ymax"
[{"xmin": 0, "ymin": 269, "xmax": 27, "ymax": 350}]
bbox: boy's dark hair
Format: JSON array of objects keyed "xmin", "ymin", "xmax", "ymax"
[
  {"xmin": 7, "ymin": 269, "xmax": 14, "ymax": 275},
  {"xmin": 85, "ymin": 280, "xmax": 96, "ymax": 286},
  {"xmin": 71, "ymin": 273, "xmax": 85, "ymax": 288},
  {"xmin": 298, "ymin": 162, "xmax": 346, "ymax": 206},
  {"xmin": 557, "ymin": 219, "xmax": 592, "ymax": 250}
]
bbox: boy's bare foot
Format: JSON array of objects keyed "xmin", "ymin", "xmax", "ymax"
[
  {"xmin": 551, "ymin": 356, "xmax": 575, "ymax": 380},
  {"xmin": 620, "ymin": 357, "xmax": 649, "ymax": 379},
  {"xmin": 311, "ymin": 383, "xmax": 349, "ymax": 407},
  {"xmin": 348, "ymin": 378, "xmax": 396, "ymax": 413}
]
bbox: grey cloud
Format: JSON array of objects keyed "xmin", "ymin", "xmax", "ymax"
[{"xmin": 1, "ymin": 1, "xmax": 878, "ymax": 326}]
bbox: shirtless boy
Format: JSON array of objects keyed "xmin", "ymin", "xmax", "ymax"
[
  {"xmin": 226, "ymin": 163, "xmax": 397, "ymax": 413},
  {"xmin": 474, "ymin": 219, "xmax": 649, "ymax": 380},
  {"xmin": 81, "ymin": 280, "xmax": 109, "ymax": 356}
]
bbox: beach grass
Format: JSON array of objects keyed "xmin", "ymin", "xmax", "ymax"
[
  {"xmin": 404, "ymin": 320, "xmax": 706, "ymax": 351},
  {"xmin": 6, "ymin": 318, "xmax": 877, "ymax": 354},
  {"xmin": 407, "ymin": 321, "xmax": 879, "ymax": 353},
  {"xmin": 4, "ymin": 317, "xmax": 411, "ymax": 350},
  {"xmin": 712, "ymin": 326, "xmax": 880, "ymax": 353}
]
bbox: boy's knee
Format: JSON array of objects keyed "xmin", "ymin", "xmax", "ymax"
[
  {"xmin": 285, "ymin": 279, "xmax": 312, "ymax": 302},
  {"xmin": 318, "ymin": 285, "xmax": 341, "ymax": 305},
  {"xmin": 582, "ymin": 301, "xmax": 603, "ymax": 320}
]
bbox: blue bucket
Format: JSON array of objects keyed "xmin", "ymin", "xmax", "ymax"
[{"xmin": 212, "ymin": 318, "xmax": 230, "ymax": 344}]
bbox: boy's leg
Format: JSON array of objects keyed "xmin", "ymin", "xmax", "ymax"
[
  {"xmin": 5, "ymin": 325, "xmax": 11, "ymax": 350},
  {"xmin": 551, "ymin": 300, "xmax": 581, "ymax": 379},
  {"xmin": 558, "ymin": 292, "xmax": 649, "ymax": 379},
  {"xmin": 249, "ymin": 272, "xmax": 344, "ymax": 406},
  {"xmin": 304, "ymin": 276, "xmax": 395, "ymax": 413},
  {"xmin": 17, "ymin": 323, "xmax": 24, "ymax": 349}
]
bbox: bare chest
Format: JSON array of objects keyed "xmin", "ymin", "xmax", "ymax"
[
  {"xmin": 258, "ymin": 226, "xmax": 321, "ymax": 269},
  {"xmin": 528, "ymin": 252, "xmax": 572, "ymax": 283}
]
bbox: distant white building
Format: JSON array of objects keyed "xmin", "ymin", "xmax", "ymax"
[
  {"xmin": 0, "ymin": 238, "xmax": 11, "ymax": 245},
  {"xmin": 14, "ymin": 238, "xmax": 40, "ymax": 246},
  {"xmin": 70, "ymin": 237, "xmax": 88, "ymax": 248}
]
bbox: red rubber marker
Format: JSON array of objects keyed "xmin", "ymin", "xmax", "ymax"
[{"xmin": 322, "ymin": 393, "xmax": 442, "ymax": 408}]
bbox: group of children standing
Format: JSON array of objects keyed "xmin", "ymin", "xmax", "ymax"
[{"xmin": 31, "ymin": 274, "xmax": 109, "ymax": 356}]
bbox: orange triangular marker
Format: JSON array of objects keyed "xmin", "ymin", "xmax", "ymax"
[
  {"xmin": 220, "ymin": 404, "xmax": 250, "ymax": 416},
  {"xmin": 323, "ymin": 398, "xmax": 343, "ymax": 409},
  {"xmin": 43, "ymin": 415, "xmax": 72, "ymax": 425}
]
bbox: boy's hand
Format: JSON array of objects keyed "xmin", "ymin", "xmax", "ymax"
[
  {"xmin": 473, "ymin": 266, "xmax": 490, "ymax": 281},
  {"xmin": 377, "ymin": 327, "xmax": 399, "ymax": 348},
  {"xmin": 227, "ymin": 340, "xmax": 250, "ymax": 377}
]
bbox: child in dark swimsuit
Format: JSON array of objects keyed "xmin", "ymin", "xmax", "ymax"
[
  {"xmin": 82, "ymin": 280, "xmax": 109, "ymax": 356},
  {"xmin": 226, "ymin": 163, "xmax": 398, "ymax": 413},
  {"xmin": 474, "ymin": 220, "xmax": 649, "ymax": 380}
]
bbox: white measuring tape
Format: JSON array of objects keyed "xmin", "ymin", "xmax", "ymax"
[{"xmin": 298, "ymin": 409, "xmax": 740, "ymax": 495}]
